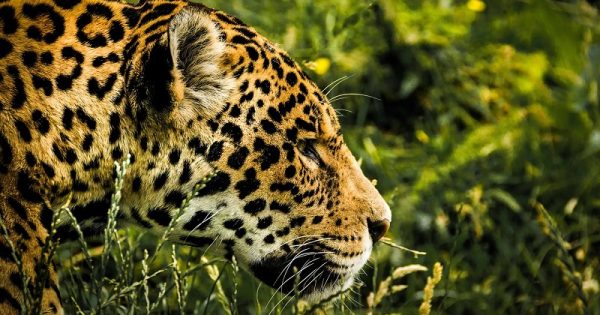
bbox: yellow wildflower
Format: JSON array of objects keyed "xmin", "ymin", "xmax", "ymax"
[{"xmin": 467, "ymin": 0, "xmax": 486, "ymax": 12}]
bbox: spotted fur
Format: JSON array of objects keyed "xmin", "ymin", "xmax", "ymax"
[{"xmin": 0, "ymin": 0, "xmax": 391, "ymax": 313}]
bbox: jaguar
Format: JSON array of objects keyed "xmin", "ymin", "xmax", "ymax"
[{"xmin": 0, "ymin": 0, "xmax": 391, "ymax": 313}]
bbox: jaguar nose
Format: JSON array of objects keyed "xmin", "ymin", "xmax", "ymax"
[{"xmin": 367, "ymin": 218, "xmax": 390, "ymax": 244}]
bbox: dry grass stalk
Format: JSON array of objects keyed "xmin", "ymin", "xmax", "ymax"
[{"xmin": 419, "ymin": 262, "xmax": 443, "ymax": 315}]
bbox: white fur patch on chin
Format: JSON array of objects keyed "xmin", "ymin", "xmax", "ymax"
[
  {"xmin": 302, "ymin": 276, "xmax": 355, "ymax": 303},
  {"xmin": 301, "ymin": 240, "xmax": 371, "ymax": 303}
]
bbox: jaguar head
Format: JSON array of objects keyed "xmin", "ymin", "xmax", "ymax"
[{"xmin": 134, "ymin": 5, "xmax": 391, "ymax": 301}]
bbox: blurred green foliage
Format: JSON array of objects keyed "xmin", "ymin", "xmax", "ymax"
[
  {"xmin": 200, "ymin": 0, "xmax": 600, "ymax": 313},
  {"xmin": 57, "ymin": 0, "xmax": 600, "ymax": 314}
]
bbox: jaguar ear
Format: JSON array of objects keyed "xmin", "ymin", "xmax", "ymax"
[{"xmin": 167, "ymin": 7, "xmax": 234, "ymax": 116}]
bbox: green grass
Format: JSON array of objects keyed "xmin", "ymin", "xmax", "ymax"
[{"xmin": 7, "ymin": 0, "xmax": 600, "ymax": 314}]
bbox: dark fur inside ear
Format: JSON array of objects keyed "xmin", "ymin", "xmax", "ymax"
[
  {"xmin": 128, "ymin": 31, "xmax": 179, "ymax": 114},
  {"xmin": 139, "ymin": 42, "xmax": 176, "ymax": 112},
  {"xmin": 168, "ymin": 7, "xmax": 233, "ymax": 114}
]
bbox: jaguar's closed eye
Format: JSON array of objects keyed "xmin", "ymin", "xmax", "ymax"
[{"xmin": 298, "ymin": 139, "xmax": 322, "ymax": 164}]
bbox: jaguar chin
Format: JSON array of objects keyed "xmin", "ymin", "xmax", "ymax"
[
  {"xmin": 250, "ymin": 250, "xmax": 358, "ymax": 301},
  {"xmin": 248, "ymin": 222, "xmax": 385, "ymax": 301}
]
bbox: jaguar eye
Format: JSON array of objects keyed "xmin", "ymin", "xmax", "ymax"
[{"xmin": 298, "ymin": 139, "xmax": 321, "ymax": 164}]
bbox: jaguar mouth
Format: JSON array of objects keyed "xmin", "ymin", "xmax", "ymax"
[{"xmin": 249, "ymin": 251, "xmax": 347, "ymax": 299}]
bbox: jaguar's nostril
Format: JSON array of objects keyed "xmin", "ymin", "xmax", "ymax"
[{"xmin": 367, "ymin": 219, "xmax": 390, "ymax": 243}]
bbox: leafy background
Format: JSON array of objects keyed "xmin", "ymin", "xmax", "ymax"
[{"xmin": 55, "ymin": 0, "xmax": 600, "ymax": 314}]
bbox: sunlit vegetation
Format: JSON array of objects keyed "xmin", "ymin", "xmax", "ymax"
[{"xmin": 48, "ymin": 0, "xmax": 600, "ymax": 313}]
